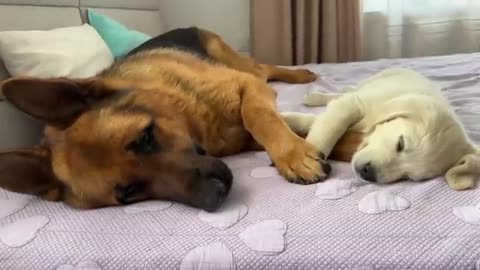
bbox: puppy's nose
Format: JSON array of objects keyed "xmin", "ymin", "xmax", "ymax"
[{"xmin": 359, "ymin": 162, "xmax": 377, "ymax": 182}]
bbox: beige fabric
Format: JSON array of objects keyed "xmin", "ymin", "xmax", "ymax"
[
  {"xmin": 251, "ymin": 0, "xmax": 361, "ymax": 65},
  {"xmin": 0, "ymin": 5, "xmax": 82, "ymax": 81},
  {"xmin": 0, "ymin": 24, "xmax": 114, "ymax": 79}
]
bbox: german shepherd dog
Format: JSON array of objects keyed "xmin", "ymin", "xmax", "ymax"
[{"xmin": 0, "ymin": 28, "xmax": 359, "ymax": 211}]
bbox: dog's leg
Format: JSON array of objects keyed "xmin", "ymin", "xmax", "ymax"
[
  {"xmin": 240, "ymin": 80, "xmax": 330, "ymax": 184},
  {"xmin": 200, "ymin": 29, "xmax": 316, "ymax": 84},
  {"xmin": 306, "ymin": 96, "xmax": 363, "ymax": 158},
  {"xmin": 303, "ymin": 92, "xmax": 340, "ymax": 107}
]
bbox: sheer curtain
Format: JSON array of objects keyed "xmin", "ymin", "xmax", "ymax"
[{"xmin": 362, "ymin": 0, "xmax": 480, "ymax": 60}]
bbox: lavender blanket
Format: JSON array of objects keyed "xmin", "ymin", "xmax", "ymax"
[{"xmin": 1, "ymin": 53, "xmax": 480, "ymax": 270}]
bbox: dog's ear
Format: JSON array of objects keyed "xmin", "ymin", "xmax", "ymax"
[
  {"xmin": 445, "ymin": 153, "xmax": 480, "ymax": 190},
  {"xmin": 370, "ymin": 96, "xmax": 413, "ymax": 129},
  {"xmin": 0, "ymin": 147, "xmax": 63, "ymax": 201},
  {"xmin": 0, "ymin": 77, "xmax": 116, "ymax": 129},
  {"xmin": 372, "ymin": 95, "xmax": 442, "ymax": 128}
]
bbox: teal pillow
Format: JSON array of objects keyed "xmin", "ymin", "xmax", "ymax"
[{"xmin": 87, "ymin": 9, "xmax": 151, "ymax": 58}]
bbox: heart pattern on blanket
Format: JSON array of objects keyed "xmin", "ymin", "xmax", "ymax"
[
  {"xmin": 358, "ymin": 190, "xmax": 410, "ymax": 214},
  {"xmin": 199, "ymin": 201, "xmax": 248, "ymax": 229},
  {"xmin": 0, "ymin": 215, "xmax": 49, "ymax": 247},
  {"xmin": 0, "ymin": 197, "xmax": 30, "ymax": 220},
  {"xmin": 239, "ymin": 219, "xmax": 287, "ymax": 255},
  {"xmin": 57, "ymin": 260, "xmax": 102, "ymax": 270},
  {"xmin": 254, "ymin": 152, "xmax": 271, "ymax": 161},
  {"xmin": 180, "ymin": 242, "xmax": 236, "ymax": 270},
  {"xmin": 123, "ymin": 200, "xmax": 173, "ymax": 214},
  {"xmin": 250, "ymin": 167, "xmax": 279, "ymax": 178},
  {"xmin": 453, "ymin": 202, "xmax": 480, "ymax": 225},
  {"xmin": 315, "ymin": 178, "xmax": 359, "ymax": 200}
]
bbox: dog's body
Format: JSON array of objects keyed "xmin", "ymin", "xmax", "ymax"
[
  {"xmin": 282, "ymin": 68, "xmax": 479, "ymax": 189},
  {"xmin": 0, "ymin": 27, "xmax": 355, "ymax": 210}
]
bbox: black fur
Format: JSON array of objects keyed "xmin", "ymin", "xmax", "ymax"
[{"xmin": 128, "ymin": 27, "xmax": 208, "ymax": 58}]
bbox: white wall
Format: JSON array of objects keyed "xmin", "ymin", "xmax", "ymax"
[{"xmin": 158, "ymin": 0, "xmax": 250, "ymax": 54}]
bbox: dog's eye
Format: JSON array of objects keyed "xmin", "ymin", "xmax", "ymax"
[
  {"xmin": 127, "ymin": 123, "xmax": 159, "ymax": 155},
  {"xmin": 396, "ymin": 135, "xmax": 404, "ymax": 152}
]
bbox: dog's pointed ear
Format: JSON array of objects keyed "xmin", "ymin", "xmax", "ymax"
[
  {"xmin": 0, "ymin": 147, "xmax": 63, "ymax": 201},
  {"xmin": 445, "ymin": 153, "xmax": 480, "ymax": 190},
  {"xmin": 1, "ymin": 77, "xmax": 115, "ymax": 129}
]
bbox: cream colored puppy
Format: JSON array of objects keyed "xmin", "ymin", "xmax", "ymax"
[{"xmin": 282, "ymin": 68, "xmax": 479, "ymax": 190}]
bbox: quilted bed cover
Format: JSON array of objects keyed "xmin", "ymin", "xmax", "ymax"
[{"xmin": 1, "ymin": 53, "xmax": 480, "ymax": 270}]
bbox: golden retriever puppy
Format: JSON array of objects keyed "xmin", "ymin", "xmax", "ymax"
[{"xmin": 282, "ymin": 68, "xmax": 479, "ymax": 190}]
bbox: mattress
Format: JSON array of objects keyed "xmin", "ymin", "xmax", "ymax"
[{"xmin": 1, "ymin": 53, "xmax": 480, "ymax": 270}]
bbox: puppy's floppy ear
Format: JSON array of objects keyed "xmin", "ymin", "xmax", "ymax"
[
  {"xmin": 0, "ymin": 77, "xmax": 116, "ymax": 129},
  {"xmin": 372, "ymin": 95, "xmax": 442, "ymax": 128},
  {"xmin": 445, "ymin": 153, "xmax": 480, "ymax": 190},
  {"xmin": 371, "ymin": 96, "xmax": 413, "ymax": 128},
  {"xmin": 0, "ymin": 147, "xmax": 63, "ymax": 201}
]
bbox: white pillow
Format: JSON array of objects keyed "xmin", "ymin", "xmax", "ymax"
[{"xmin": 0, "ymin": 24, "xmax": 114, "ymax": 79}]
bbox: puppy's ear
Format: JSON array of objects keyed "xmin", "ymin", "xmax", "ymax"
[
  {"xmin": 445, "ymin": 153, "xmax": 480, "ymax": 190},
  {"xmin": 0, "ymin": 77, "xmax": 116, "ymax": 129},
  {"xmin": 372, "ymin": 95, "xmax": 442, "ymax": 127},
  {"xmin": 0, "ymin": 147, "xmax": 63, "ymax": 201}
]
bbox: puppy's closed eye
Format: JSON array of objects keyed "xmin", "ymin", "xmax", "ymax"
[{"xmin": 396, "ymin": 135, "xmax": 404, "ymax": 152}]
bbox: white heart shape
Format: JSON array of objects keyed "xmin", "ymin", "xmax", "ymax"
[
  {"xmin": 254, "ymin": 152, "xmax": 271, "ymax": 161},
  {"xmin": 453, "ymin": 203, "xmax": 480, "ymax": 225},
  {"xmin": 315, "ymin": 178, "xmax": 358, "ymax": 200},
  {"xmin": 57, "ymin": 260, "xmax": 102, "ymax": 270},
  {"xmin": 199, "ymin": 202, "xmax": 248, "ymax": 229},
  {"xmin": 0, "ymin": 215, "xmax": 49, "ymax": 247},
  {"xmin": 358, "ymin": 190, "xmax": 410, "ymax": 214},
  {"xmin": 123, "ymin": 200, "xmax": 173, "ymax": 214},
  {"xmin": 239, "ymin": 220, "xmax": 287, "ymax": 255},
  {"xmin": 0, "ymin": 197, "xmax": 30, "ymax": 220},
  {"xmin": 250, "ymin": 167, "xmax": 279, "ymax": 178},
  {"xmin": 180, "ymin": 242, "xmax": 236, "ymax": 270}
]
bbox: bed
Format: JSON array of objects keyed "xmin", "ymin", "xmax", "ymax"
[{"xmin": 1, "ymin": 3, "xmax": 480, "ymax": 270}]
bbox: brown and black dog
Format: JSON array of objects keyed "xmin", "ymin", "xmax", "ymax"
[{"xmin": 0, "ymin": 27, "xmax": 360, "ymax": 211}]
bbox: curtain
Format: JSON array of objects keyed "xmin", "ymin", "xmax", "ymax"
[
  {"xmin": 362, "ymin": 0, "xmax": 480, "ymax": 60},
  {"xmin": 250, "ymin": 0, "xmax": 362, "ymax": 65}
]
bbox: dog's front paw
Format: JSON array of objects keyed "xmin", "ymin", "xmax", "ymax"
[
  {"xmin": 271, "ymin": 139, "xmax": 331, "ymax": 184},
  {"xmin": 291, "ymin": 69, "xmax": 317, "ymax": 84}
]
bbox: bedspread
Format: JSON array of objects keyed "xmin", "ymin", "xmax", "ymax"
[{"xmin": 1, "ymin": 53, "xmax": 480, "ymax": 270}]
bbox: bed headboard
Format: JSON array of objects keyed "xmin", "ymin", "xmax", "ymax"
[{"xmin": 0, "ymin": 0, "xmax": 165, "ymax": 148}]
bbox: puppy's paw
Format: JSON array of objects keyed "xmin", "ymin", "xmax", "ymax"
[
  {"xmin": 271, "ymin": 139, "xmax": 331, "ymax": 184},
  {"xmin": 447, "ymin": 176, "xmax": 475, "ymax": 190},
  {"xmin": 291, "ymin": 69, "xmax": 317, "ymax": 84},
  {"xmin": 303, "ymin": 92, "xmax": 331, "ymax": 107}
]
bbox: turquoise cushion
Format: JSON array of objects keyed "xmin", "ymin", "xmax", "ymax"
[{"xmin": 87, "ymin": 9, "xmax": 151, "ymax": 58}]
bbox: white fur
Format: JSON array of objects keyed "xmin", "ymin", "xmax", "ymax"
[{"xmin": 282, "ymin": 68, "xmax": 479, "ymax": 189}]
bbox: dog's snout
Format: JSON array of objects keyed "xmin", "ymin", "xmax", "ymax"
[
  {"xmin": 207, "ymin": 160, "xmax": 233, "ymax": 191},
  {"xmin": 358, "ymin": 162, "xmax": 377, "ymax": 182},
  {"xmin": 194, "ymin": 144, "xmax": 207, "ymax": 156},
  {"xmin": 195, "ymin": 158, "xmax": 233, "ymax": 212}
]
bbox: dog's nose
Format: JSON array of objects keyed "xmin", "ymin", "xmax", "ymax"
[
  {"xmin": 197, "ymin": 159, "xmax": 233, "ymax": 212},
  {"xmin": 359, "ymin": 162, "xmax": 377, "ymax": 182}
]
